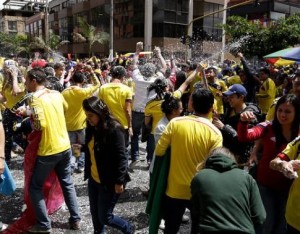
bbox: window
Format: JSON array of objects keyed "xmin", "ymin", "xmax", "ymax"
[{"xmin": 8, "ymin": 21, "xmax": 17, "ymax": 31}]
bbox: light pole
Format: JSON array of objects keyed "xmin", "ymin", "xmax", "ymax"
[
  {"xmin": 109, "ymin": 0, "xmax": 113, "ymax": 62},
  {"xmin": 44, "ymin": 0, "xmax": 49, "ymax": 43},
  {"xmin": 144, "ymin": 0, "xmax": 153, "ymax": 51},
  {"xmin": 220, "ymin": 0, "xmax": 228, "ymax": 63}
]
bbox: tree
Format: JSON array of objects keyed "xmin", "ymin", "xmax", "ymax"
[
  {"xmin": 223, "ymin": 13, "xmax": 300, "ymax": 58},
  {"xmin": 0, "ymin": 32, "xmax": 29, "ymax": 57},
  {"xmin": 29, "ymin": 30, "xmax": 69, "ymax": 55},
  {"xmin": 77, "ymin": 17, "xmax": 109, "ymax": 57}
]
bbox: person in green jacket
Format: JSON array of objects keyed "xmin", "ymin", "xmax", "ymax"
[{"xmin": 190, "ymin": 147, "xmax": 266, "ymax": 234}]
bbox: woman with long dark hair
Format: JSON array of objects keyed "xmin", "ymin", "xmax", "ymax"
[
  {"xmin": 238, "ymin": 94, "xmax": 300, "ymax": 234},
  {"xmin": 82, "ymin": 96, "xmax": 134, "ymax": 234}
]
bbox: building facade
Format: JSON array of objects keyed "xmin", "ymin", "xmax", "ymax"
[
  {"xmin": 46, "ymin": 0, "xmax": 225, "ymax": 58},
  {"xmin": 1, "ymin": 0, "xmax": 299, "ymax": 59}
]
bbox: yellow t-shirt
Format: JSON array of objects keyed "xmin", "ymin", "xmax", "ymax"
[
  {"xmin": 145, "ymin": 90, "xmax": 182, "ymax": 133},
  {"xmin": 145, "ymin": 99, "xmax": 164, "ymax": 134},
  {"xmin": 256, "ymin": 78, "xmax": 276, "ymax": 114},
  {"xmin": 155, "ymin": 115, "xmax": 223, "ymax": 200},
  {"xmin": 99, "ymin": 83, "xmax": 133, "ymax": 129},
  {"xmin": 29, "ymin": 89, "xmax": 70, "ymax": 156},
  {"xmin": 265, "ymin": 97, "xmax": 279, "ymax": 121},
  {"xmin": 281, "ymin": 137, "xmax": 300, "ymax": 231},
  {"xmin": 88, "ymin": 136, "xmax": 100, "ymax": 183},
  {"xmin": 123, "ymin": 78, "xmax": 135, "ymax": 95},
  {"xmin": 226, "ymin": 75, "xmax": 242, "ymax": 86},
  {"xmin": 208, "ymin": 80, "xmax": 228, "ymax": 114},
  {"xmin": 189, "ymin": 72, "xmax": 202, "ymax": 94},
  {"xmin": 62, "ymin": 84, "xmax": 100, "ymax": 131},
  {"xmin": 3, "ymin": 83, "xmax": 26, "ymax": 109}
]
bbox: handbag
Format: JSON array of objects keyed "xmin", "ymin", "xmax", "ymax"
[
  {"xmin": 141, "ymin": 118, "xmax": 153, "ymax": 143},
  {"xmin": 0, "ymin": 161, "xmax": 16, "ymax": 196}
]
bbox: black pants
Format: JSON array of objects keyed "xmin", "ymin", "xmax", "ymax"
[
  {"xmin": 163, "ymin": 195, "xmax": 191, "ymax": 234},
  {"xmin": 287, "ymin": 225, "xmax": 300, "ymax": 234},
  {"xmin": 3, "ymin": 109, "xmax": 27, "ymax": 161}
]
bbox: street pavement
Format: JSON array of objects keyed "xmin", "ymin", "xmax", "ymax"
[{"xmin": 0, "ymin": 143, "xmax": 190, "ymax": 233}]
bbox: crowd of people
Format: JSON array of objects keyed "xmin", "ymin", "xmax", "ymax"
[{"xmin": 0, "ymin": 41, "xmax": 300, "ymax": 234}]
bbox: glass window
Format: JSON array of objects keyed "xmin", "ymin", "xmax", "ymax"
[
  {"xmin": 8, "ymin": 21, "xmax": 17, "ymax": 31},
  {"xmin": 165, "ymin": 11, "xmax": 176, "ymax": 22}
]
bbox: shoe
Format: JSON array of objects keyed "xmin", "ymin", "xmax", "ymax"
[
  {"xmin": 129, "ymin": 223, "xmax": 135, "ymax": 234},
  {"xmin": 129, "ymin": 160, "xmax": 140, "ymax": 169},
  {"xmin": 159, "ymin": 219, "xmax": 165, "ymax": 230},
  {"xmin": 28, "ymin": 225, "xmax": 52, "ymax": 233},
  {"xmin": 69, "ymin": 220, "xmax": 81, "ymax": 230},
  {"xmin": 0, "ymin": 223, "xmax": 7, "ymax": 231},
  {"xmin": 182, "ymin": 214, "xmax": 189, "ymax": 223}
]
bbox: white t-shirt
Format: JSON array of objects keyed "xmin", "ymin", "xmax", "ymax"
[{"xmin": 132, "ymin": 69, "xmax": 156, "ymax": 112}]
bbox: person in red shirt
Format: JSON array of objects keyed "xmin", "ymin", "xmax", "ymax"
[{"xmin": 237, "ymin": 94, "xmax": 300, "ymax": 234}]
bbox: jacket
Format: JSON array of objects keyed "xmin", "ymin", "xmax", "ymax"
[
  {"xmin": 83, "ymin": 127, "xmax": 130, "ymax": 189},
  {"xmin": 190, "ymin": 154, "xmax": 266, "ymax": 234},
  {"xmin": 221, "ymin": 103, "xmax": 263, "ymax": 163}
]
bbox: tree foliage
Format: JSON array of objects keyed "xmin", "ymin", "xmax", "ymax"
[
  {"xmin": 77, "ymin": 17, "xmax": 109, "ymax": 57},
  {"xmin": 223, "ymin": 13, "xmax": 300, "ymax": 58},
  {"xmin": 0, "ymin": 32, "xmax": 28, "ymax": 57}
]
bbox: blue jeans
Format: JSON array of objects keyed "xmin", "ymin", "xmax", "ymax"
[
  {"xmin": 258, "ymin": 184, "xmax": 288, "ymax": 234},
  {"xmin": 88, "ymin": 179, "xmax": 133, "ymax": 234},
  {"xmin": 68, "ymin": 130, "xmax": 85, "ymax": 169},
  {"xmin": 29, "ymin": 149, "xmax": 81, "ymax": 229},
  {"xmin": 131, "ymin": 111, "xmax": 154, "ymax": 161}
]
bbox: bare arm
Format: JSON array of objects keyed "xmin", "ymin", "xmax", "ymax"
[
  {"xmin": 154, "ymin": 46, "xmax": 167, "ymax": 74},
  {"xmin": 11, "ymin": 68, "xmax": 23, "ymax": 95},
  {"xmin": 177, "ymin": 65, "xmax": 201, "ymax": 94},
  {"xmin": 124, "ymin": 100, "xmax": 133, "ymax": 137},
  {"xmin": 270, "ymin": 157, "xmax": 299, "ymax": 179},
  {"xmin": 132, "ymin": 42, "xmax": 143, "ymax": 69}
]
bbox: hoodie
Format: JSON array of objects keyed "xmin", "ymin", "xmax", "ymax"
[{"xmin": 190, "ymin": 154, "xmax": 266, "ymax": 234}]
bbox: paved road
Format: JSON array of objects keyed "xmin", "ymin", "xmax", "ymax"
[{"xmin": 0, "ymin": 145, "xmax": 190, "ymax": 233}]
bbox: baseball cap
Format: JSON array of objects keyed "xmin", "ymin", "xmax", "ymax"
[{"xmin": 223, "ymin": 84, "xmax": 247, "ymax": 96}]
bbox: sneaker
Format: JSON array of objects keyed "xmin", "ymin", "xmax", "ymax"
[
  {"xmin": 69, "ymin": 220, "xmax": 81, "ymax": 230},
  {"xmin": 28, "ymin": 225, "xmax": 52, "ymax": 233},
  {"xmin": 0, "ymin": 223, "xmax": 7, "ymax": 231},
  {"xmin": 129, "ymin": 160, "xmax": 140, "ymax": 169},
  {"xmin": 159, "ymin": 219, "xmax": 165, "ymax": 230},
  {"xmin": 129, "ymin": 223, "xmax": 136, "ymax": 234}
]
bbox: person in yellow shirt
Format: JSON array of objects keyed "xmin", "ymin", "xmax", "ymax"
[
  {"xmin": 145, "ymin": 67, "xmax": 201, "ymax": 165},
  {"xmin": 62, "ymin": 71, "xmax": 100, "ymax": 173},
  {"xmin": 266, "ymin": 71, "xmax": 300, "ymax": 121},
  {"xmin": 25, "ymin": 68, "xmax": 81, "ymax": 233},
  {"xmin": 1, "ymin": 60, "xmax": 26, "ymax": 164},
  {"xmin": 270, "ymin": 137, "xmax": 300, "ymax": 233},
  {"xmin": 205, "ymin": 66, "xmax": 228, "ymax": 115},
  {"xmin": 99, "ymin": 65, "xmax": 133, "ymax": 163},
  {"xmin": 256, "ymin": 67, "xmax": 276, "ymax": 116},
  {"xmin": 82, "ymin": 96, "xmax": 134, "ymax": 234},
  {"xmin": 154, "ymin": 88, "xmax": 223, "ymax": 233}
]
